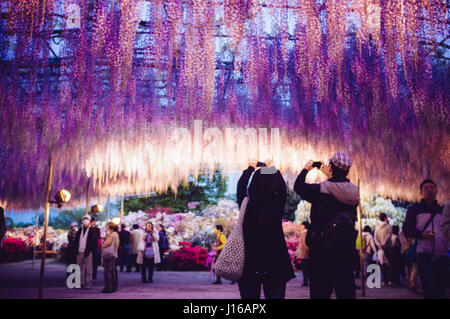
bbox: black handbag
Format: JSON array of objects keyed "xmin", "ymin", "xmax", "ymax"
[{"xmin": 307, "ymin": 211, "xmax": 357, "ymax": 253}]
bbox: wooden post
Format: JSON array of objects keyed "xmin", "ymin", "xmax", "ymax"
[
  {"xmin": 85, "ymin": 179, "xmax": 90, "ymax": 216},
  {"xmin": 357, "ymin": 178, "xmax": 366, "ymax": 297},
  {"xmin": 32, "ymin": 208, "xmax": 40, "ymax": 270},
  {"xmin": 120, "ymin": 194, "xmax": 124, "ymax": 221},
  {"xmin": 106, "ymin": 194, "xmax": 110, "ymax": 222},
  {"xmin": 38, "ymin": 158, "xmax": 53, "ymax": 299}
]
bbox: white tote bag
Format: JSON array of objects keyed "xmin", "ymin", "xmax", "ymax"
[
  {"xmin": 101, "ymin": 241, "xmax": 115, "ymax": 261},
  {"xmin": 213, "ymin": 196, "xmax": 249, "ymax": 281}
]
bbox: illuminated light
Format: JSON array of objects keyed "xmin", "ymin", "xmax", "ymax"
[
  {"xmin": 112, "ymin": 217, "xmax": 121, "ymax": 226},
  {"xmin": 54, "ymin": 189, "xmax": 71, "ymax": 207},
  {"xmin": 91, "ymin": 204, "xmax": 103, "ymax": 214}
]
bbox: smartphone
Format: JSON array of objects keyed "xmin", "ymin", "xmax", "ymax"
[
  {"xmin": 312, "ymin": 161, "xmax": 322, "ymax": 169},
  {"xmin": 257, "ymin": 161, "xmax": 266, "ymax": 167}
]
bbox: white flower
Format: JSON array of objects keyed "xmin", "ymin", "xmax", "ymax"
[{"xmin": 295, "ymin": 195, "xmax": 406, "ymax": 228}]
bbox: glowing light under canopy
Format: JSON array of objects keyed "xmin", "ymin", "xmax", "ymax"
[
  {"xmin": 55, "ymin": 189, "xmax": 71, "ymax": 206},
  {"xmin": 0, "ymin": 0, "xmax": 448, "ymax": 210},
  {"xmin": 111, "ymin": 217, "xmax": 121, "ymax": 226}
]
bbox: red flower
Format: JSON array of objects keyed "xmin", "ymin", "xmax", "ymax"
[
  {"xmin": 1, "ymin": 236, "xmax": 29, "ymax": 261},
  {"xmin": 167, "ymin": 242, "xmax": 209, "ymax": 270}
]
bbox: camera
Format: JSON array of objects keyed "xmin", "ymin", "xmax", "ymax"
[
  {"xmin": 256, "ymin": 161, "xmax": 266, "ymax": 167},
  {"xmin": 312, "ymin": 161, "xmax": 323, "ymax": 169}
]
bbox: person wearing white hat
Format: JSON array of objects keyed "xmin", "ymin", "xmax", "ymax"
[
  {"xmin": 294, "ymin": 152, "xmax": 359, "ymax": 299},
  {"xmin": 74, "ymin": 215, "xmax": 97, "ymax": 289}
]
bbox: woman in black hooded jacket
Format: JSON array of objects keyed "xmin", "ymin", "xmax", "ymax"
[{"xmin": 236, "ymin": 163, "xmax": 295, "ymax": 299}]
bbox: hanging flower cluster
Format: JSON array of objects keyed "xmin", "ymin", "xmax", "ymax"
[{"xmin": 0, "ymin": 0, "xmax": 448, "ymax": 209}]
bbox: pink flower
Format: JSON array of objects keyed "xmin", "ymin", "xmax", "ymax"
[{"xmin": 187, "ymin": 201, "xmax": 200, "ymax": 210}]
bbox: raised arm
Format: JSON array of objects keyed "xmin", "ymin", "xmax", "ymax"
[
  {"xmin": 236, "ymin": 166, "xmax": 255, "ymax": 208},
  {"xmin": 293, "ymin": 169, "xmax": 320, "ymax": 203}
]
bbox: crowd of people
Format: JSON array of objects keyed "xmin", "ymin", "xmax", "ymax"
[
  {"xmin": 1, "ymin": 152, "xmax": 449, "ymax": 299},
  {"xmin": 349, "ymin": 179, "xmax": 450, "ymax": 299},
  {"xmin": 233, "ymin": 153, "xmax": 448, "ymax": 299},
  {"xmin": 285, "ymin": 156, "xmax": 450, "ymax": 299},
  {"xmin": 65, "ymin": 211, "xmax": 170, "ymax": 293}
]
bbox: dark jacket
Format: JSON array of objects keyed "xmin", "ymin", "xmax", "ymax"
[
  {"xmin": 237, "ymin": 166, "xmax": 295, "ymax": 283},
  {"xmin": 119, "ymin": 230, "xmax": 131, "ymax": 247},
  {"xmin": 67, "ymin": 230, "xmax": 77, "ymax": 248},
  {"xmin": 403, "ymin": 199, "xmax": 446, "ymax": 256},
  {"xmin": 158, "ymin": 230, "xmax": 168, "ymax": 251},
  {"xmin": 92, "ymin": 226, "xmax": 100, "ymax": 249},
  {"xmin": 74, "ymin": 227, "xmax": 98, "ymax": 258},
  {"xmin": 294, "ymin": 169, "xmax": 359, "ymax": 259}
]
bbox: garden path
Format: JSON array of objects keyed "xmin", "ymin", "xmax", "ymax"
[{"xmin": 0, "ymin": 260, "xmax": 428, "ymax": 299}]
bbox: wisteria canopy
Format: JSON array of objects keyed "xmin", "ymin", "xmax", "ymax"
[{"xmin": 0, "ymin": 0, "xmax": 449, "ymax": 210}]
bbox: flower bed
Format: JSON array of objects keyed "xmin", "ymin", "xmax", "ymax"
[
  {"xmin": 167, "ymin": 241, "xmax": 209, "ymax": 270},
  {"xmin": 0, "ymin": 237, "xmax": 29, "ymax": 262},
  {"xmin": 2, "ymin": 196, "xmax": 409, "ymax": 268},
  {"xmin": 0, "ymin": 226, "xmax": 68, "ymax": 262},
  {"xmin": 114, "ymin": 199, "xmax": 241, "ymax": 252}
]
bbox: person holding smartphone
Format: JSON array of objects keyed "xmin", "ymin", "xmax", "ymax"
[
  {"xmin": 294, "ymin": 152, "xmax": 359, "ymax": 299},
  {"xmin": 138, "ymin": 222, "xmax": 160, "ymax": 283}
]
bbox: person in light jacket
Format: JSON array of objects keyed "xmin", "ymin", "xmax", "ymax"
[
  {"xmin": 361, "ymin": 226, "xmax": 377, "ymax": 277},
  {"xmin": 374, "ymin": 213, "xmax": 393, "ymax": 285},
  {"xmin": 129, "ymin": 224, "xmax": 144, "ymax": 272},
  {"xmin": 441, "ymin": 201, "xmax": 450, "ymax": 241},
  {"xmin": 74, "ymin": 215, "xmax": 97, "ymax": 289},
  {"xmin": 137, "ymin": 222, "xmax": 160, "ymax": 283}
]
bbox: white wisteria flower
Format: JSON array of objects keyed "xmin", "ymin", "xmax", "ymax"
[{"xmin": 295, "ymin": 195, "xmax": 406, "ymax": 228}]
